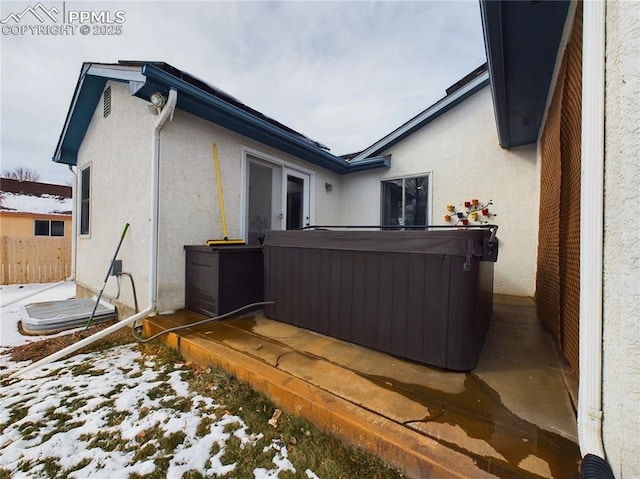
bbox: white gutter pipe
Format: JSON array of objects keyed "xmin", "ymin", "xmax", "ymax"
[
  {"xmin": 68, "ymin": 164, "xmax": 77, "ymax": 282},
  {"xmin": 577, "ymin": 0, "xmax": 606, "ymax": 460},
  {"xmin": 9, "ymin": 88, "xmax": 178, "ymax": 379},
  {"xmin": 2, "ymin": 166, "xmax": 78, "ymax": 309},
  {"xmin": 149, "ymin": 88, "xmax": 177, "ymax": 310}
]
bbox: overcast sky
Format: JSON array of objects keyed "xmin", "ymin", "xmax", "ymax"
[{"xmin": 0, "ymin": 1, "xmax": 486, "ymax": 185}]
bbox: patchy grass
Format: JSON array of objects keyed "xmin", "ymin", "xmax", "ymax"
[{"xmin": 1, "ymin": 335, "xmax": 405, "ymax": 479}]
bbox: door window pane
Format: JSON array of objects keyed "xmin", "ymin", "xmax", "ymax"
[
  {"xmin": 247, "ymin": 162, "xmax": 273, "ymax": 245},
  {"xmin": 404, "ymin": 176, "xmax": 428, "ymax": 226},
  {"xmin": 286, "ymin": 175, "xmax": 304, "ymax": 230},
  {"xmin": 381, "ymin": 179, "xmax": 403, "ymax": 226},
  {"xmin": 381, "ymin": 175, "xmax": 429, "ymax": 227}
]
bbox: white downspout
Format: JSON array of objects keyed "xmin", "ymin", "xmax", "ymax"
[
  {"xmin": 9, "ymin": 88, "xmax": 178, "ymax": 379},
  {"xmin": 67, "ymin": 164, "xmax": 77, "ymax": 282},
  {"xmin": 2, "ymin": 166, "xmax": 78, "ymax": 308},
  {"xmin": 149, "ymin": 88, "xmax": 177, "ymax": 311},
  {"xmin": 577, "ymin": 0, "xmax": 606, "ymax": 460}
]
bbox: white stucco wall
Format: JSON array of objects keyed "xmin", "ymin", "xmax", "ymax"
[
  {"xmin": 156, "ymin": 109, "xmax": 342, "ymax": 311},
  {"xmin": 74, "ymin": 82, "xmax": 343, "ymax": 313},
  {"xmin": 75, "ymin": 81, "xmax": 155, "ymax": 309},
  {"xmin": 602, "ymin": 2, "xmax": 640, "ymax": 476},
  {"xmin": 340, "ymin": 87, "xmax": 539, "ymax": 297}
]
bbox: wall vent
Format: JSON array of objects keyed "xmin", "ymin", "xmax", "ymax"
[{"xmin": 103, "ymin": 86, "xmax": 111, "ymax": 118}]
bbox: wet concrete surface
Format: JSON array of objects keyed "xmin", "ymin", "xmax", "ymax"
[{"xmin": 144, "ymin": 295, "xmax": 580, "ymax": 478}]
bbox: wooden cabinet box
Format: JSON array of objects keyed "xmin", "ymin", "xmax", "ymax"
[{"xmin": 185, "ymin": 245, "xmax": 263, "ymax": 317}]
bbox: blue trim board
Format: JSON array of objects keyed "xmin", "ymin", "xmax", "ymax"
[
  {"xmin": 480, "ymin": 0, "xmax": 570, "ymax": 148},
  {"xmin": 52, "ymin": 62, "xmax": 389, "ymax": 174}
]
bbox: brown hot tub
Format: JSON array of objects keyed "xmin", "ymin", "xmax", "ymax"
[{"xmin": 263, "ymin": 227, "xmax": 498, "ymax": 370}]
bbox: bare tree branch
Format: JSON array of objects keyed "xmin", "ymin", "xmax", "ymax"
[{"xmin": 1, "ymin": 167, "xmax": 41, "ymax": 182}]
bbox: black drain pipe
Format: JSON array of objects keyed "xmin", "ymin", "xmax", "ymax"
[{"xmin": 581, "ymin": 454, "xmax": 615, "ymax": 479}]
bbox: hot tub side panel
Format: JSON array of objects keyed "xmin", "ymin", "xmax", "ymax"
[{"xmin": 264, "ymin": 236, "xmax": 494, "ymax": 370}]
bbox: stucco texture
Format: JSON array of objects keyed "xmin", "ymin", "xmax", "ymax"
[
  {"xmin": 340, "ymin": 87, "xmax": 539, "ymax": 297},
  {"xmin": 74, "ymin": 81, "xmax": 155, "ymax": 309},
  {"xmin": 73, "ymin": 80, "xmax": 344, "ymax": 314},
  {"xmin": 602, "ymin": 1, "xmax": 640, "ymax": 476},
  {"xmin": 156, "ymin": 109, "xmax": 342, "ymax": 311}
]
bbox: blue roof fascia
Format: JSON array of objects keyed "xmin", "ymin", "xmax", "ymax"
[
  {"xmin": 479, "ymin": 0, "xmax": 570, "ymax": 148},
  {"xmin": 53, "ymin": 61, "xmax": 389, "ymax": 174},
  {"xmin": 53, "ymin": 64, "xmax": 146, "ymax": 165},
  {"xmin": 344, "ymin": 155, "xmax": 391, "ymax": 174},
  {"xmin": 352, "ymin": 72, "xmax": 490, "ymax": 161},
  {"xmin": 139, "ymin": 64, "xmax": 362, "ymax": 175},
  {"xmin": 480, "ymin": 1, "xmax": 510, "ymax": 148}
]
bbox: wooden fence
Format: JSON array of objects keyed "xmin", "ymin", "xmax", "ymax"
[{"xmin": 0, "ymin": 236, "xmax": 71, "ymax": 285}]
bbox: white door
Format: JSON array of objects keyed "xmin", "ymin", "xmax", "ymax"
[
  {"xmin": 246, "ymin": 157, "xmax": 311, "ymax": 244},
  {"xmin": 283, "ymin": 167, "xmax": 310, "ymax": 230}
]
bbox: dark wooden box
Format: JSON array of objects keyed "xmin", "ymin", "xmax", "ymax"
[{"xmin": 185, "ymin": 245, "xmax": 263, "ymax": 317}]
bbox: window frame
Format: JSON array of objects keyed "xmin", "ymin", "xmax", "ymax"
[
  {"xmin": 34, "ymin": 219, "xmax": 65, "ymax": 237},
  {"xmin": 380, "ymin": 173, "xmax": 432, "ymax": 228}
]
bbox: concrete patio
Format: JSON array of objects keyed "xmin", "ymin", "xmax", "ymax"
[{"xmin": 143, "ymin": 295, "xmax": 580, "ymax": 478}]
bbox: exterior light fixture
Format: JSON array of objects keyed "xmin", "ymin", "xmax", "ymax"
[
  {"xmin": 150, "ymin": 92, "xmax": 167, "ymax": 109},
  {"xmin": 325, "ymin": 182, "xmax": 333, "ymax": 192}
]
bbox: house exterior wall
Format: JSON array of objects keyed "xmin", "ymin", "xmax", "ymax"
[
  {"xmin": 340, "ymin": 87, "xmax": 539, "ymax": 297},
  {"xmin": 602, "ymin": 1, "xmax": 640, "ymax": 476},
  {"xmin": 156, "ymin": 109, "xmax": 342, "ymax": 311},
  {"xmin": 73, "ymin": 80, "xmax": 343, "ymax": 313},
  {"xmin": 74, "ymin": 81, "xmax": 155, "ymax": 311}
]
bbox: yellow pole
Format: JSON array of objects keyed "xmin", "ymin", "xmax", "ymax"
[{"xmin": 213, "ymin": 143, "xmax": 229, "ymax": 240}]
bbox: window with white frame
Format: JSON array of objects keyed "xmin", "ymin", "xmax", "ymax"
[
  {"xmin": 80, "ymin": 165, "xmax": 91, "ymax": 235},
  {"xmin": 381, "ymin": 175, "xmax": 429, "ymax": 227},
  {"xmin": 34, "ymin": 219, "xmax": 65, "ymax": 237}
]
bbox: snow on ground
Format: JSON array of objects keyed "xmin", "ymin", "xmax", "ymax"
[
  {"xmin": 0, "ymin": 344, "xmax": 298, "ymax": 478},
  {"xmin": 0, "ymin": 282, "xmax": 308, "ymax": 478},
  {"xmin": 0, "ymin": 281, "xmax": 78, "ymax": 347}
]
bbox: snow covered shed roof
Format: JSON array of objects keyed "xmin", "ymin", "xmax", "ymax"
[{"xmin": 0, "ymin": 179, "xmax": 72, "ymax": 216}]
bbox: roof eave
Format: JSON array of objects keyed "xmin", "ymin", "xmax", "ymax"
[
  {"xmin": 344, "ymin": 155, "xmax": 391, "ymax": 174},
  {"xmin": 352, "ymin": 72, "xmax": 490, "ymax": 161},
  {"xmin": 480, "ymin": 1, "xmax": 510, "ymax": 148},
  {"xmin": 139, "ymin": 64, "xmax": 353, "ymax": 174},
  {"xmin": 479, "ymin": 0, "xmax": 571, "ymax": 148},
  {"xmin": 52, "ymin": 63, "xmax": 146, "ymax": 166},
  {"xmin": 53, "ymin": 62, "xmax": 386, "ymax": 175}
]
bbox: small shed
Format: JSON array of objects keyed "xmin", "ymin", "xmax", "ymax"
[{"xmin": 0, "ymin": 179, "xmax": 72, "ymax": 284}]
